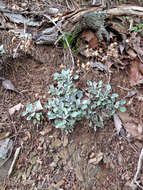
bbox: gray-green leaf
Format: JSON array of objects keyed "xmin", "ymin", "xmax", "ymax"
[
  {"xmin": 119, "ymin": 106, "xmax": 127, "ymax": 112},
  {"xmin": 73, "ymin": 74, "xmax": 79, "ymax": 80},
  {"xmin": 54, "ymin": 120, "xmax": 67, "ymax": 128}
]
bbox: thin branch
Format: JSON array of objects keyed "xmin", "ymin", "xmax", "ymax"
[
  {"xmin": 107, "ymin": 5, "xmax": 143, "ymax": 16},
  {"xmin": 8, "ymin": 147, "xmax": 21, "ymax": 177},
  {"xmin": 130, "ymin": 147, "xmax": 143, "ymax": 189}
]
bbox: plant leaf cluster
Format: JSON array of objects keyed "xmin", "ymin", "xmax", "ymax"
[
  {"xmin": 60, "ymin": 32, "xmax": 80, "ymax": 54},
  {"xmin": 85, "ymin": 80, "xmax": 126, "ymax": 131},
  {"xmin": 131, "ymin": 23, "xmax": 143, "ymax": 33},
  {"xmin": 45, "ymin": 69, "xmax": 126, "ymax": 133},
  {"xmin": 22, "ymin": 101, "xmax": 43, "ymax": 125},
  {"xmin": 45, "ymin": 70, "xmax": 86, "ymax": 133},
  {"xmin": 0, "ymin": 45, "xmax": 6, "ymax": 56}
]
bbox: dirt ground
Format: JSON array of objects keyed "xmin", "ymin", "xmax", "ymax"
[
  {"xmin": 0, "ymin": 0, "xmax": 143, "ymax": 190},
  {"xmin": 0, "ymin": 44, "xmax": 142, "ymax": 190}
]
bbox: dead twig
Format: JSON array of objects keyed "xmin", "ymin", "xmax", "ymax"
[
  {"xmin": 107, "ymin": 5, "xmax": 143, "ymax": 16},
  {"xmin": 130, "ymin": 147, "xmax": 143, "ymax": 190},
  {"xmin": 8, "ymin": 147, "xmax": 21, "ymax": 177}
]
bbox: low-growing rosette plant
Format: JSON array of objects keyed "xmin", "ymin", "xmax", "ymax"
[
  {"xmin": 45, "ymin": 69, "xmax": 126, "ymax": 133},
  {"xmin": 84, "ymin": 80, "xmax": 126, "ymax": 131},
  {"xmin": 45, "ymin": 69, "xmax": 87, "ymax": 133},
  {"xmin": 21, "ymin": 69, "xmax": 126, "ymax": 133}
]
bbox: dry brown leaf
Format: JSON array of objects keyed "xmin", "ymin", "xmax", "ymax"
[
  {"xmin": 124, "ymin": 122, "xmax": 143, "ymax": 140},
  {"xmin": 138, "ymin": 63, "xmax": 143, "ymax": 75},
  {"xmin": 129, "ymin": 60, "xmax": 143, "ymax": 86},
  {"xmin": 117, "ymin": 112, "xmax": 143, "ymax": 140},
  {"xmin": 130, "ymin": 34, "xmax": 143, "ymax": 57},
  {"xmin": 9, "ymin": 103, "xmax": 24, "ymax": 116},
  {"xmin": 2, "ymin": 79, "xmax": 19, "ymax": 93},
  {"xmin": 113, "ymin": 114, "xmax": 123, "ymax": 134},
  {"xmin": 81, "ymin": 30, "xmax": 99, "ymax": 49},
  {"xmin": 118, "ymin": 112, "xmax": 131, "ymax": 123},
  {"xmin": 82, "ymin": 30, "xmax": 95, "ymax": 42}
]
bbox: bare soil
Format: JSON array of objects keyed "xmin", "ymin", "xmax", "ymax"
[
  {"xmin": 0, "ymin": 0, "xmax": 143, "ymax": 190},
  {"xmin": 0, "ymin": 43, "xmax": 142, "ymax": 190}
]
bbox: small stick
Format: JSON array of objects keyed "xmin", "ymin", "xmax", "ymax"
[
  {"xmin": 130, "ymin": 147, "xmax": 143, "ymax": 189},
  {"xmin": 8, "ymin": 147, "xmax": 21, "ymax": 177}
]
